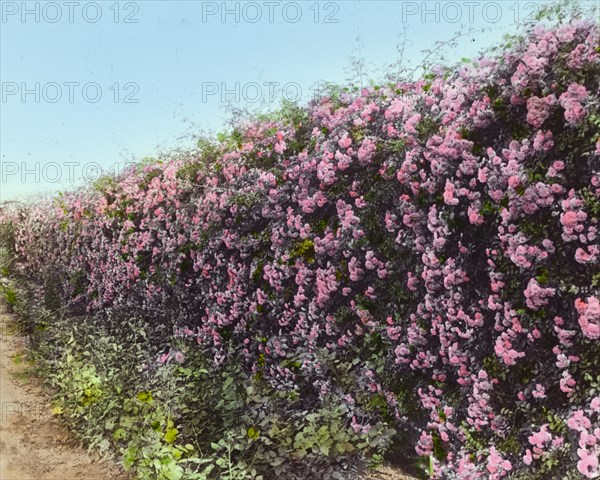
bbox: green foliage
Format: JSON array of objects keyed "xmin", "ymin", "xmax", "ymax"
[
  {"xmin": 0, "ymin": 219, "xmax": 16, "ymax": 276},
  {"xmin": 415, "ymin": 116, "xmax": 439, "ymax": 141},
  {"xmin": 581, "ymin": 188, "xmax": 600, "ymax": 218},
  {"xmin": 288, "ymin": 238, "xmax": 315, "ymax": 264},
  {"xmin": 176, "ymin": 160, "xmax": 206, "ymax": 184},
  {"xmin": 21, "ymin": 309, "xmax": 392, "ymax": 480},
  {"xmin": 384, "ymin": 138, "xmax": 407, "ymax": 155},
  {"xmin": 2, "ymin": 284, "xmax": 17, "ymax": 309},
  {"xmin": 91, "ymin": 174, "xmax": 118, "ymax": 195}
]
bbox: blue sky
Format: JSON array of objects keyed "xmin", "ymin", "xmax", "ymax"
[{"xmin": 0, "ymin": 0, "xmax": 579, "ymax": 201}]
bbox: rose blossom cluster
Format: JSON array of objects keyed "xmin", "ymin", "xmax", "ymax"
[{"xmin": 2, "ymin": 18, "xmax": 599, "ymax": 480}]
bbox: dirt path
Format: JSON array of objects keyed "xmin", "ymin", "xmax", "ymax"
[
  {"xmin": 0, "ymin": 304, "xmax": 128, "ymax": 480},
  {"xmin": 368, "ymin": 465, "xmax": 420, "ymax": 480}
]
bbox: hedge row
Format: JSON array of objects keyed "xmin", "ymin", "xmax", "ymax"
[{"xmin": 1, "ymin": 14, "xmax": 599, "ymax": 480}]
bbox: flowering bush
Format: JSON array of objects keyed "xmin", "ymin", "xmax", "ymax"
[{"xmin": 2, "ymin": 14, "xmax": 600, "ymax": 480}]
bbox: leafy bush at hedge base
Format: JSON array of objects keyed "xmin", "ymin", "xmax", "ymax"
[{"xmin": 2, "ymin": 13, "xmax": 600, "ymax": 480}]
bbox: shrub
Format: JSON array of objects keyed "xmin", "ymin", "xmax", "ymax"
[{"xmin": 2, "ymin": 11, "xmax": 600, "ymax": 480}]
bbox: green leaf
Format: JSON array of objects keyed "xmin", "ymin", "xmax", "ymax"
[
  {"xmin": 137, "ymin": 391, "xmax": 153, "ymax": 403},
  {"xmin": 164, "ymin": 427, "xmax": 179, "ymax": 444}
]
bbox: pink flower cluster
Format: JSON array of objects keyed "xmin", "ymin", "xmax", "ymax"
[
  {"xmin": 524, "ymin": 278, "xmax": 555, "ymax": 310},
  {"xmin": 2, "ymin": 18, "xmax": 599, "ymax": 480},
  {"xmin": 559, "ymin": 82, "xmax": 588, "ymax": 124},
  {"xmin": 567, "ymin": 400, "xmax": 600, "ymax": 478},
  {"xmin": 526, "ymin": 94, "xmax": 556, "ymax": 129},
  {"xmin": 575, "ymin": 297, "xmax": 600, "ymax": 340}
]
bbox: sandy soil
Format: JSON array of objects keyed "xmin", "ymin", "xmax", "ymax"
[
  {"xmin": 366, "ymin": 465, "xmax": 419, "ymax": 480},
  {"xmin": 0, "ymin": 304, "xmax": 129, "ymax": 480}
]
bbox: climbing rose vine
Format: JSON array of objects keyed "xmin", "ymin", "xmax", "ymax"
[{"xmin": 2, "ymin": 18, "xmax": 600, "ymax": 479}]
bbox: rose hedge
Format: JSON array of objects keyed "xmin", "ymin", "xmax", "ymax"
[{"xmin": 2, "ymin": 18, "xmax": 600, "ymax": 479}]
